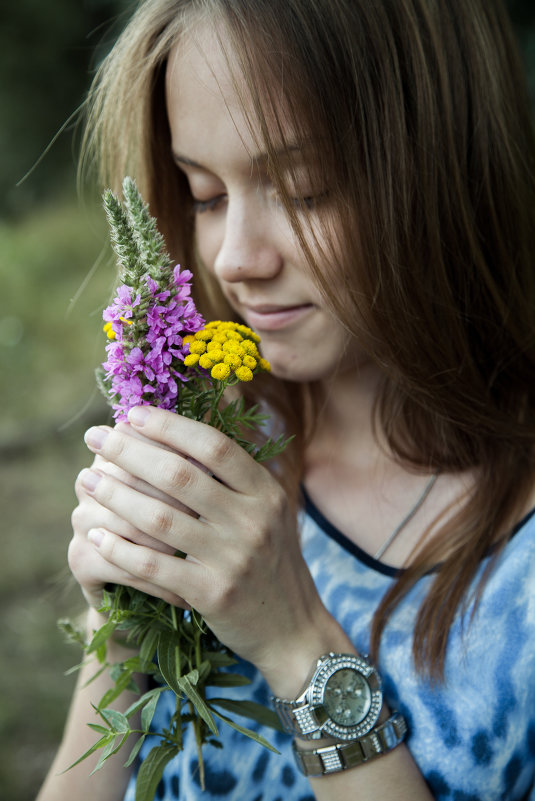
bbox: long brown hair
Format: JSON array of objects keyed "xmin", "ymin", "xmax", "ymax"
[{"xmin": 82, "ymin": 0, "xmax": 535, "ymax": 679}]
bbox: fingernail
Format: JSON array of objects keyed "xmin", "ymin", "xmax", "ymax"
[
  {"xmin": 128, "ymin": 406, "xmax": 151, "ymax": 426},
  {"xmin": 85, "ymin": 427, "xmax": 109, "ymax": 450},
  {"xmin": 88, "ymin": 528, "xmax": 104, "ymax": 547},
  {"xmin": 80, "ymin": 469, "xmax": 101, "ymax": 492}
]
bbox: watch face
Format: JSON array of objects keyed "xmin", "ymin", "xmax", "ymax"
[
  {"xmin": 323, "ymin": 668, "xmax": 371, "ymax": 726},
  {"xmin": 310, "ymin": 654, "xmax": 383, "ymax": 740}
]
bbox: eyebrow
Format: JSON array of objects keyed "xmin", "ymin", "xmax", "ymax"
[{"xmin": 171, "ymin": 143, "xmax": 307, "ymax": 171}]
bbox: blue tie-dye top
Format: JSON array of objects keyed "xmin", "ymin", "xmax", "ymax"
[{"xmin": 124, "ymin": 492, "xmax": 535, "ymax": 801}]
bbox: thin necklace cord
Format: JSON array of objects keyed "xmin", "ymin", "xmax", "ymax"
[{"xmin": 374, "ymin": 472, "xmax": 440, "ymax": 561}]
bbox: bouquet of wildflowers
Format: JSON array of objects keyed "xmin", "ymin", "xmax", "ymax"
[{"xmin": 61, "ymin": 177, "xmax": 287, "ymax": 800}]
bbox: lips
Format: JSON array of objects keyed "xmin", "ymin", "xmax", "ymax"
[{"xmin": 241, "ymin": 302, "xmax": 314, "ymax": 331}]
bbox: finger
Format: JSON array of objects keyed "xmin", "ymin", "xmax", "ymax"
[
  {"xmin": 73, "ymin": 474, "xmax": 181, "ymax": 555},
  {"xmin": 78, "ymin": 453, "xmax": 190, "ymax": 514},
  {"xmin": 126, "ymin": 406, "xmax": 262, "ymax": 493},
  {"xmin": 87, "ymin": 527, "xmax": 204, "ymax": 608},
  {"xmin": 68, "ymin": 529, "xmax": 189, "ymax": 609},
  {"xmin": 78, "ymin": 468, "xmax": 209, "ymax": 557},
  {"xmin": 83, "ymin": 425, "xmax": 234, "ymax": 523}
]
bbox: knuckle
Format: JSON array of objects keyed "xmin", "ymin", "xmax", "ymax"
[
  {"xmin": 213, "ymin": 578, "xmax": 239, "ymax": 612},
  {"xmin": 74, "ymin": 470, "xmax": 87, "ymax": 499},
  {"xmin": 150, "ymin": 504, "xmax": 175, "ymax": 538},
  {"xmin": 67, "ymin": 535, "xmax": 86, "ymax": 574},
  {"xmin": 138, "ymin": 553, "xmax": 160, "ymax": 581},
  {"xmin": 71, "ymin": 505, "xmax": 84, "ymax": 531},
  {"xmin": 165, "ymin": 458, "xmax": 194, "ymax": 492},
  {"xmin": 158, "ymin": 410, "xmax": 175, "ymax": 441},
  {"xmin": 107, "ymin": 429, "xmax": 126, "ymax": 460},
  {"xmin": 204, "ymin": 430, "xmax": 234, "ymax": 465}
]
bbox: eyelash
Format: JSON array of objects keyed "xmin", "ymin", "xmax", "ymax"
[
  {"xmin": 191, "ymin": 190, "xmax": 328, "ymax": 214},
  {"xmin": 191, "ymin": 195, "xmax": 227, "ymax": 214}
]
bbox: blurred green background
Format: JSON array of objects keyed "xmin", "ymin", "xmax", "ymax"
[{"xmin": 1, "ymin": 2, "xmax": 534, "ymax": 800}]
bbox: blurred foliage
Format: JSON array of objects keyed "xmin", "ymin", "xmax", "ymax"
[
  {"xmin": 0, "ymin": 196, "xmax": 114, "ymax": 801},
  {"xmin": 0, "ymin": 0, "xmax": 131, "ymax": 219}
]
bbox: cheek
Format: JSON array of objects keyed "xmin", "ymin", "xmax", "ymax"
[{"xmin": 195, "ymin": 218, "xmax": 223, "ymax": 275}]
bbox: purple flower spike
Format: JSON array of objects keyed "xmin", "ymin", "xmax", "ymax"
[{"xmin": 101, "ymin": 264, "xmax": 204, "ymax": 421}]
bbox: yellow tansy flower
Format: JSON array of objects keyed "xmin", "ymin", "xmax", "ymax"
[
  {"xmin": 211, "ymin": 362, "xmax": 231, "ymax": 381},
  {"xmin": 189, "ymin": 340, "xmax": 207, "ymax": 355},
  {"xmin": 223, "ymin": 353, "xmax": 242, "ymax": 370},
  {"xmin": 103, "ymin": 322, "xmax": 116, "ymax": 340},
  {"xmin": 235, "ymin": 366, "xmax": 254, "ymax": 382},
  {"xmin": 186, "ymin": 321, "xmax": 269, "ymax": 381},
  {"xmin": 236, "ymin": 324, "xmax": 260, "ymax": 342},
  {"xmin": 242, "ymin": 354, "xmax": 257, "ymax": 369},
  {"xmin": 199, "ymin": 353, "xmax": 215, "ymax": 369},
  {"xmin": 195, "ymin": 329, "xmax": 214, "ymax": 341},
  {"xmin": 240, "ymin": 339, "xmax": 259, "ymax": 357}
]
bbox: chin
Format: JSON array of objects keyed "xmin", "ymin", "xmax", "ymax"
[{"xmin": 268, "ymin": 359, "xmax": 330, "ymax": 384}]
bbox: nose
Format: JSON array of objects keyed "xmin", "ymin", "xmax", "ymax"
[{"xmin": 213, "ymin": 198, "xmax": 283, "ymax": 284}]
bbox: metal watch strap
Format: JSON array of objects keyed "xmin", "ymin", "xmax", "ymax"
[
  {"xmin": 273, "ymin": 696, "xmax": 322, "ymax": 738},
  {"xmin": 292, "ymin": 712, "xmax": 408, "ymax": 776}
]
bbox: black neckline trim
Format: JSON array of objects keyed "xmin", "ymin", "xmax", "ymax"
[
  {"xmin": 301, "ymin": 486, "xmax": 535, "ymax": 578},
  {"xmin": 302, "ymin": 486, "xmax": 401, "ymax": 578}
]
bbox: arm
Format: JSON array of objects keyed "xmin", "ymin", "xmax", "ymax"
[
  {"xmin": 36, "ymin": 608, "xmax": 146, "ymax": 801},
  {"xmin": 76, "ymin": 406, "xmax": 434, "ymax": 800}
]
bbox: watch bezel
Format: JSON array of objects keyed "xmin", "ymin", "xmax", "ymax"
[{"xmin": 308, "ymin": 653, "xmax": 383, "ymax": 740}]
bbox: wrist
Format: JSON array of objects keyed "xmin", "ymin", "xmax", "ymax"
[{"xmin": 261, "ymin": 612, "xmax": 356, "ymax": 699}]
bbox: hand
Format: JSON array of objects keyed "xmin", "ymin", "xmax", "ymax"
[
  {"xmin": 69, "ymin": 423, "xmax": 192, "ymax": 609},
  {"xmin": 78, "ymin": 406, "xmax": 343, "ymax": 689}
]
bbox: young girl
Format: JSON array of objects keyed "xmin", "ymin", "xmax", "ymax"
[{"xmin": 38, "ymin": 1, "xmax": 535, "ymax": 799}]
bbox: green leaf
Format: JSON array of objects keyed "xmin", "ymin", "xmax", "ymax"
[
  {"xmin": 141, "ymin": 691, "xmax": 161, "ymax": 732},
  {"xmin": 175, "ymin": 675, "xmax": 218, "ymax": 735},
  {"xmin": 202, "ymin": 651, "xmax": 238, "ymax": 668},
  {"xmin": 92, "ymin": 732, "xmax": 130, "ymax": 774},
  {"xmin": 139, "ymin": 627, "xmax": 160, "ymax": 669},
  {"xmin": 209, "ymin": 698, "xmax": 284, "ymax": 731},
  {"xmin": 125, "ymin": 687, "xmax": 165, "ymax": 721},
  {"xmin": 98, "ymin": 666, "xmax": 136, "ymax": 710},
  {"xmin": 81, "ymin": 662, "xmax": 108, "ymax": 688},
  {"xmin": 157, "ymin": 633, "xmax": 218, "ymax": 735},
  {"xmin": 211, "ymin": 709, "xmax": 280, "ymax": 753},
  {"xmin": 87, "ymin": 617, "xmax": 117, "ymax": 655},
  {"xmin": 135, "ymin": 744, "xmax": 177, "ymax": 801},
  {"xmin": 253, "ymin": 434, "xmax": 295, "ymax": 463},
  {"xmin": 62, "ymin": 734, "xmax": 111, "ymax": 772},
  {"xmin": 87, "ymin": 724, "xmax": 110, "ymax": 735},
  {"xmin": 98, "ymin": 708, "xmax": 130, "ymax": 734},
  {"xmin": 57, "ymin": 618, "xmax": 86, "ymax": 648},
  {"xmin": 124, "ymin": 734, "xmax": 146, "ymax": 768},
  {"xmin": 206, "ymin": 672, "xmax": 251, "ymax": 687}
]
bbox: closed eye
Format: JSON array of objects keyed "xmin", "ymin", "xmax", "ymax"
[
  {"xmin": 288, "ymin": 190, "xmax": 329, "ymax": 211},
  {"xmin": 192, "ymin": 194, "xmax": 228, "ymax": 214}
]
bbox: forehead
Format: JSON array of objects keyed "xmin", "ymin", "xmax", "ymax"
[{"xmin": 165, "ymin": 22, "xmax": 297, "ymax": 166}]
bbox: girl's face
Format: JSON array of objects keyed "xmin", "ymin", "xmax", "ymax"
[{"xmin": 166, "ymin": 25, "xmax": 371, "ymax": 383}]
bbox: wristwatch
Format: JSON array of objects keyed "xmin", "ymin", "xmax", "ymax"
[
  {"xmin": 292, "ymin": 712, "xmax": 408, "ymax": 776},
  {"xmin": 272, "ymin": 652, "xmax": 383, "ymax": 741}
]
